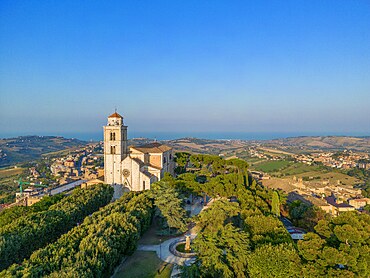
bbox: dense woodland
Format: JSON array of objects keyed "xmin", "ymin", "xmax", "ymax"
[
  {"xmin": 173, "ymin": 153, "xmax": 370, "ymax": 277},
  {"xmin": 0, "ymin": 194, "xmax": 66, "ymax": 227},
  {"xmin": 1, "ymin": 191, "xmax": 153, "ymax": 277},
  {"xmin": 0, "ymin": 184, "xmax": 113, "ymax": 271},
  {"xmin": 0, "ymin": 153, "xmax": 369, "ymax": 277}
]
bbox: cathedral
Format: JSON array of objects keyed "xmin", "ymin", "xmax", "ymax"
[{"xmin": 103, "ymin": 112, "xmax": 175, "ymax": 199}]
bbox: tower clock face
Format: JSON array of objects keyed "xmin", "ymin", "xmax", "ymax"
[{"xmin": 122, "ymin": 169, "xmax": 130, "ymax": 177}]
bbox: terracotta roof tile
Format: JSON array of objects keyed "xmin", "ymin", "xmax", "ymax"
[
  {"xmin": 130, "ymin": 142, "xmax": 172, "ymax": 153},
  {"xmin": 108, "ymin": 112, "xmax": 123, "ymax": 118}
]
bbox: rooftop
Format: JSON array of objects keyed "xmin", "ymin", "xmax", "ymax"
[
  {"xmin": 130, "ymin": 142, "xmax": 172, "ymax": 154},
  {"xmin": 350, "ymin": 198, "xmax": 370, "ymax": 202},
  {"xmin": 325, "ymin": 196, "xmax": 354, "ymax": 208},
  {"xmin": 108, "ymin": 112, "xmax": 123, "ymax": 118}
]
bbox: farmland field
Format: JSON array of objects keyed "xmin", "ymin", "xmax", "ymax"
[
  {"xmin": 279, "ymin": 163, "xmax": 323, "ymax": 176},
  {"xmin": 252, "ymin": 160, "xmax": 292, "ymax": 173},
  {"xmin": 0, "ymin": 167, "xmax": 25, "ymax": 204},
  {"xmin": 0, "ymin": 167, "xmax": 24, "ymax": 178}
]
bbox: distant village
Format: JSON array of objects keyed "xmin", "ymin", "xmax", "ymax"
[
  {"xmin": 249, "ymin": 147, "xmax": 370, "ymax": 170},
  {"xmin": 11, "ymin": 143, "xmax": 104, "ymax": 207},
  {"xmin": 294, "ymin": 151, "xmax": 370, "ymax": 170},
  {"xmin": 49, "ymin": 144, "xmax": 104, "ymax": 184},
  {"xmin": 3, "ymin": 137, "xmax": 370, "ymax": 219},
  {"xmin": 247, "ymin": 147, "xmax": 370, "ymax": 217}
]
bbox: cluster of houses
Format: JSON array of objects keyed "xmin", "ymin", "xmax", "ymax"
[
  {"xmin": 295, "ymin": 151, "xmax": 370, "ymax": 170},
  {"xmin": 309, "ymin": 195, "xmax": 370, "ymax": 216},
  {"xmin": 289, "ymin": 176, "xmax": 370, "ymax": 216},
  {"xmin": 50, "ymin": 144, "xmax": 103, "ymax": 185},
  {"xmin": 28, "ymin": 167, "xmax": 41, "ymax": 179}
]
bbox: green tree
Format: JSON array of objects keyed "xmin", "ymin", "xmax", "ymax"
[
  {"xmin": 1, "ymin": 192, "xmax": 153, "ymax": 277},
  {"xmin": 243, "ymin": 214, "xmax": 291, "ymax": 248},
  {"xmin": 193, "ymin": 223, "xmax": 250, "ymax": 278},
  {"xmin": 151, "ymin": 181, "xmax": 187, "ymax": 233},
  {"xmin": 196, "ymin": 200, "xmax": 240, "ymax": 232},
  {"xmin": 271, "ymin": 191, "xmax": 280, "ymax": 217},
  {"xmin": 363, "ymin": 204, "xmax": 370, "ymax": 213},
  {"xmin": 175, "ymin": 152, "xmax": 191, "ymax": 174},
  {"xmin": 298, "ymin": 212, "xmax": 370, "ymax": 277},
  {"xmin": 0, "ymin": 184, "xmax": 113, "ymax": 271},
  {"xmin": 247, "ymin": 243, "xmax": 302, "ymax": 278}
]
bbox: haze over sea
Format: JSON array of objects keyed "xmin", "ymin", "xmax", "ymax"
[{"xmin": 1, "ymin": 131, "xmax": 369, "ymax": 142}]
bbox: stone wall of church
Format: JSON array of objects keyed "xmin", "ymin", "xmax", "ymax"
[
  {"xmin": 120, "ymin": 157, "xmax": 150, "ymax": 191},
  {"xmin": 139, "ymin": 173, "xmax": 151, "ymax": 191},
  {"xmin": 161, "ymin": 150, "xmax": 175, "ymax": 177},
  {"xmin": 149, "ymin": 154, "xmax": 162, "ymax": 168},
  {"xmin": 104, "ymin": 156, "xmax": 122, "ymax": 185},
  {"xmin": 103, "ymin": 122, "xmax": 128, "ymax": 185},
  {"xmin": 148, "ymin": 166, "xmax": 161, "ymax": 180}
]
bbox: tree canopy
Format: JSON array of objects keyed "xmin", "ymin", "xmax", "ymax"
[
  {"xmin": 1, "ymin": 192, "xmax": 153, "ymax": 277},
  {"xmin": 0, "ymin": 183, "xmax": 113, "ymax": 271}
]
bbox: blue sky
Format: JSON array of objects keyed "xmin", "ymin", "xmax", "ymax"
[{"xmin": 0, "ymin": 0, "xmax": 369, "ymax": 138}]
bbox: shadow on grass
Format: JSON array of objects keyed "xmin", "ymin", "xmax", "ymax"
[{"xmin": 112, "ymin": 251, "xmax": 173, "ymax": 278}]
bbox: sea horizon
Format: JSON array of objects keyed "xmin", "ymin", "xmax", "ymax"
[{"xmin": 1, "ymin": 131, "xmax": 370, "ymax": 142}]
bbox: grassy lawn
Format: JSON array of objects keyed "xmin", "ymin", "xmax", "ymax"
[
  {"xmin": 139, "ymin": 220, "xmax": 179, "ymax": 245},
  {"xmin": 252, "ymin": 160, "xmax": 292, "ymax": 173},
  {"xmin": 113, "ymin": 251, "xmax": 172, "ymax": 278}
]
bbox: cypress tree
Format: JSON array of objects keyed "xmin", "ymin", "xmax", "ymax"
[{"xmin": 272, "ymin": 191, "xmax": 280, "ymax": 217}]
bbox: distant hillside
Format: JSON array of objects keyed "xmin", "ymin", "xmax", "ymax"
[
  {"xmin": 164, "ymin": 137, "xmax": 247, "ymax": 154},
  {"xmin": 160, "ymin": 136, "xmax": 370, "ymax": 155},
  {"xmin": 0, "ymin": 136, "xmax": 87, "ymax": 167},
  {"xmin": 265, "ymin": 136, "xmax": 370, "ymax": 152}
]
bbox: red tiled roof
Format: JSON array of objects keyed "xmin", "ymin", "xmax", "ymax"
[
  {"xmin": 108, "ymin": 112, "xmax": 123, "ymax": 118},
  {"xmin": 130, "ymin": 142, "xmax": 172, "ymax": 153}
]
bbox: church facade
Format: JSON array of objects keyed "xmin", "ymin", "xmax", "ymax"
[{"xmin": 103, "ymin": 112, "xmax": 175, "ymax": 198}]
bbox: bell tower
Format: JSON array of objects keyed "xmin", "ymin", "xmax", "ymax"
[{"xmin": 103, "ymin": 111, "xmax": 128, "ymax": 185}]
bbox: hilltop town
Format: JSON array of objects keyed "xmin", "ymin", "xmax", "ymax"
[
  {"xmin": 0, "ymin": 120, "xmax": 369, "ymax": 278},
  {"xmin": 165, "ymin": 137, "xmax": 370, "ymax": 216},
  {"xmin": 1, "ymin": 135, "xmax": 369, "ymax": 217},
  {"xmin": 1, "ymin": 133, "xmax": 369, "ymax": 277}
]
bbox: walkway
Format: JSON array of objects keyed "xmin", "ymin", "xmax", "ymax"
[
  {"xmin": 137, "ymin": 235, "xmax": 196, "ymax": 265},
  {"xmin": 137, "ymin": 196, "xmax": 213, "ymax": 277},
  {"xmin": 49, "ymin": 179, "xmax": 87, "ymax": 195}
]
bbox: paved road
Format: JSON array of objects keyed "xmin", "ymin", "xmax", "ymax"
[
  {"xmin": 49, "ymin": 180, "xmax": 87, "ymax": 195},
  {"xmin": 137, "ymin": 195, "xmax": 208, "ymax": 269},
  {"xmin": 280, "ymin": 216, "xmax": 293, "ymax": 228},
  {"xmin": 138, "ymin": 236, "xmax": 196, "ymax": 266},
  {"xmin": 137, "ymin": 194, "xmax": 214, "ymax": 278},
  {"xmin": 185, "ymin": 196, "xmax": 204, "ymax": 217}
]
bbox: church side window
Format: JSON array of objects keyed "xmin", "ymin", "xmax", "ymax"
[
  {"xmin": 143, "ymin": 181, "xmax": 146, "ymax": 190},
  {"xmin": 110, "ymin": 132, "xmax": 116, "ymax": 141},
  {"xmin": 111, "ymin": 146, "xmax": 116, "ymax": 154}
]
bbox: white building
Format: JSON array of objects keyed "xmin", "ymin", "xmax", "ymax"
[{"xmin": 103, "ymin": 112, "xmax": 175, "ymax": 199}]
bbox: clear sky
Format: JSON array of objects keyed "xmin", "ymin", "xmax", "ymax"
[{"xmin": 0, "ymin": 0, "xmax": 369, "ymax": 138}]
